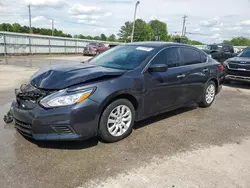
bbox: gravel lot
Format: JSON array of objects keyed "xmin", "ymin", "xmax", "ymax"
[{"xmin": 0, "ymin": 55, "xmax": 250, "ymax": 188}]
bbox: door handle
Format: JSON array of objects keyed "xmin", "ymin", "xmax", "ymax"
[
  {"xmin": 177, "ymin": 74, "xmax": 186, "ymax": 78},
  {"xmin": 203, "ymin": 68, "xmax": 209, "ymax": 72}
]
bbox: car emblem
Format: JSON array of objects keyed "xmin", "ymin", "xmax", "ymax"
[{"xmin": 240, "ymin": 61, "xmax": 247, "ymax": 64}]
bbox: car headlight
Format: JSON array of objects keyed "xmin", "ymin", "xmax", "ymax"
[
  {"xmin": 40, "ymin": 88, "xmax": 95, "ymax": 108},
  {"xmin": 223, "ymin": 60, "xmax": 229, "ymax": 67}
]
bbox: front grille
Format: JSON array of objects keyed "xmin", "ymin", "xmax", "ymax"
[
  {"xmin": 226, "ymin": 69, "xmax": 250, "ymax": 77},
  {"xmin": 15, "ymin": 84, "xmax": 49, "ymax": 109},
  {"xmin": 14, "ymin": 118, "xmax": 32, "ymax": 138},
  {"xmin": 228, "ymin": 62, "xmax": 250, "ymax": 71},
  {"xmin": 52, "ymin": 126, "xmax": 74, "ymax": 135}
]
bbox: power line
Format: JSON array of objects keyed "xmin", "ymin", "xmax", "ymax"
[{"xmin": 186, "ymin": 32, "xmax": 211, "ymax": 36}]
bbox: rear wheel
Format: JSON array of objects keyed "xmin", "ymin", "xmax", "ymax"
[
  {"xmin": 198, "ymin": 81, "xmax": 216, "ymax": 108},
  {"xmin": 99, "ymin": 99, "xmax": 135, "ymax": 143}
]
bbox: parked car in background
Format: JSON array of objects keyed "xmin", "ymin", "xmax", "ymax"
[
  {"xmin": 83, "ymin": 42, "xmax": 110, "ymax": 56},
  {"xmin": 223, "ymin": 49, "xmax": 250, "ymax": 83},
  {"xmin": 202, "ymin": 44, "xmax": 235, "ymax": 62},
  {"xmin": 234, "ymin": 47, "xmax": 243, "ymax": 55},
  {"xmin": 12, "ymin": 42, "xmax": 223, "ymax": 143},
  {"xmin": 108, "ymin": 44, "xmax": 119, "ymax": 48}
]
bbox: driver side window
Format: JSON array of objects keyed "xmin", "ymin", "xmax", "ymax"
[{"xmin": 150, "ymin": 47, "xmax": 180, "ymax": 68}]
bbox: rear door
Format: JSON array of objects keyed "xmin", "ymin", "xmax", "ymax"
[
  {"xmin": 143, "ymin": 47, "xmax": 187, "ymax": 116},
  {"xmin": 178, "ymin": 47, "xmax": 210, "ymax": 103}
]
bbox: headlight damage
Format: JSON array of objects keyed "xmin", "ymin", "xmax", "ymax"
[{"xmin": 40, "ymin": 87, "xmax": 96, "ymax": 108}]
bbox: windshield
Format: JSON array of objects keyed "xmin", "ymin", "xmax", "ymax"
[
  {"xmin": 238, "ymin": 50, "xmax": 250, "ymax": 57},
  {"xmin": 89, "ymin": 45, "xmax": 154, "ymax": 70},
  {"xmin": 205, "ymin": 45, "xmax": 222, "ymax": 51}
]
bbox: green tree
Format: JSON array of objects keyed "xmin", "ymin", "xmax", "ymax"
[
  {"xmin": 230, "ymin": 37, "xmax": 250, "ymax": 46},
  {"xmin": 223, "ymin": 40, "xmax": 232, "ymax": 45},
  {"xmin": 77, "ymin": 34, "xmax": 85, "ymax": 39},
  {"xmin": 118, "ymin": 19, "xmax": 153, "ymax": 42},
  {"xmin": 93, "ymin": 36, "xmax": 101, "ymax": 40},
  {"xmin": 12, "ymin": 23, "xmax": 22, "ymax": 33},
  {"xmin": 100, "ymin": 33, "xmax": 107, "ymax": 41},
  {"xmin": 188, "ymin": 40, "xmax": 203, "ymax": 45},
  {"xmin": 118, "ymin": 21, "xmax": 132, "ymax": 42},
  {"xmin": 86, "ymin": 35, "xmax": 93, "ymax": 40},
  {"xmin": 107, "ymin": 34, "xmax": 116, "ymax": 41},
  {"xmin": 149, "ymin": 20, "xmax": 170, "ymax": 41},
  {"xmin": 0, "ymin": 23, "xmax": 72, "ymax": 37},
  {"xmin": 0, "ymin": 23, "xmax": 12, "ymax": 31}
]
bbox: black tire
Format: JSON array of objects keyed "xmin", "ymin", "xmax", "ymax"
[
  {"xmin": 98, "ymin": 99, "xmax": 135, "ymax": 143},
  {"xmin": 198, "ymin": 81, "xmax": 216, "ymax": 108}
]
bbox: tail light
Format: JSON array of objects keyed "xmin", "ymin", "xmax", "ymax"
[{"xmin": 218, "ymin": 64, "xmax": 224, "ymax": 73}]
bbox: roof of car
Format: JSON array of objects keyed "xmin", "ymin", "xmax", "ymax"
[{"xmin": 124, "ymin": 41, "xmax": 188, "ymax": 48}]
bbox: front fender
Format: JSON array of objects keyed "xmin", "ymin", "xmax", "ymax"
[{"xmin": 89, "ymin": 75, "xmax": 142, "ymax": 118}]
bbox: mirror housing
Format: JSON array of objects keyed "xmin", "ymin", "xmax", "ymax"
[{"xmin": 148, "ymin": 64, "xmax": 168, "ymax": 72}]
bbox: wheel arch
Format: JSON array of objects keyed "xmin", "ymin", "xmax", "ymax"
[
  {"xmin": 207, "ymin": 77, "xmax": 219, "ymax": 94},
  {"xmin": 97, "ymin": 92, "xmax": 139, "ymax": 130}
]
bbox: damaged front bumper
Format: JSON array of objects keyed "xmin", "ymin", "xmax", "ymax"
[{"xmin": 12, "ymin": 98, "xmax": 100, "ymax": 141}]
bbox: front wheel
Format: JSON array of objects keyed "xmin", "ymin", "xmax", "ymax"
[
  {"xmin": 198, "ymin": 81, "xmax": 216, "ymax": 108},
  {"xmin": 98, "ymin": 99, "xmax": 135, "ymax": 143}
]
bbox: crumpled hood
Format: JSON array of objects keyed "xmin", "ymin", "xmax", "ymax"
[
  {"xmin": 30, "ymin": 63, "xmax": 126, "ymax": 90},
  {"xmin": 227, "ymin": 56, "xmax": 250, "ymax": 63}
]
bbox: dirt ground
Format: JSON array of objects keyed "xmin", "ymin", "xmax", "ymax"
[{"xmin": 0, "ymin": 56, "xmax": 250, "ymax": 188}]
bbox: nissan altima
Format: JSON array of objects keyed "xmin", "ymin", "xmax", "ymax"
[{"xmin": 12, "ymin": 42, "xmax": 223, "ymax": 142}]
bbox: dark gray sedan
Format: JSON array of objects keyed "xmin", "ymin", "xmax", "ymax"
[{"xmin": 12, "ymin": 42, "xmax": 223, "ymax": 143}]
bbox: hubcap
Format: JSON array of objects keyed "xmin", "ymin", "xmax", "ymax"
[
  {"xmin": 107, "ymin": 105, "xmax": 132, "ymax": 137},
  {"xmin": 205, "ymin": 84, "xmax": 215, "ymax": 104}
]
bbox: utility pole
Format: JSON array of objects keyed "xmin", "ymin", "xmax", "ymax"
[
  {"xmin": 184, "ymin": 26, "xmax": 187, "ymax": 37},
  {"xmin": 51, "ymin": 19, "xmax": 54, "ymax": 36},
  {"xmin": 28, "ymin": 5, "xmax": 32, "ymax": 34},
  {"xmin": 131, "ymin": 1, "xmax": 140, "ymax": 43},
  {"xmin": 182, "ymin": 15, "xmax": 187, "ymax": 36}
]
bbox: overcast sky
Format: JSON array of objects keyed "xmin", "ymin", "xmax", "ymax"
[{"xmin": 0, "ymin": 0, "xmax": 250, "ymax": 43}]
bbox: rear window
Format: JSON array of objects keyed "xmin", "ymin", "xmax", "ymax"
[
  {"xmin": 223, "ymin": 45, "xmax": 232, "ymax": 51},
  {"xmin": 179, "ymin": 48, "xmax": 202, "ymax": 65}
]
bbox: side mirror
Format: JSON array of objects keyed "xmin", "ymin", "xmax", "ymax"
[{"xmin": 148, "ymin": 64, "xmax": 168, "ymax": 72}]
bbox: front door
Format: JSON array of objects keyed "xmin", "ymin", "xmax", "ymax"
[{"xmin": 143, "ymin": 47, "xmax": 186, "ymax": 116}]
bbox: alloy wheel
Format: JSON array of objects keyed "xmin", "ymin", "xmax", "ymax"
[
  {"xmin": 107, "ymin": 105, "xmax": 132, "ymax": 137},
  {"xmin": 205, "ymin": 84, "xmax": 215, "ymax": 104}
]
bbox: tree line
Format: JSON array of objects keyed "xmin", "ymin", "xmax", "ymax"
[
  {"xmin": 0, "ymin": 21, "xmax": 249, "ymax": 46},
  {"xmin": 118, "ymin": 19, "xmax": 203, "ymax": 45},
  {"xmin": 0, "ymin": 23, "xmax": 72, "ymax": 38},
  {"xmin": 223, "ymin": 37, "xmax": 250, "ymax": 46}
]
